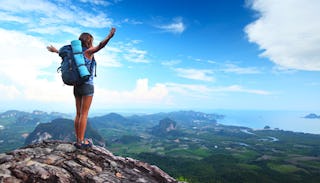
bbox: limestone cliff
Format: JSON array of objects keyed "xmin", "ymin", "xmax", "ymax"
[{"xmin": 0, "ymin": 140, "xmax": 180, "ymax": 183}]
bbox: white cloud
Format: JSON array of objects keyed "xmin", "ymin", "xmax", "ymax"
[
  {"xmin": 166, "ymin": 83, "xmax": 270, "ymax": 96},
  {"xmin": 123, "ymin": 48, "xmax": 149, "ymax": 63},
  {"xmin": 222, "ymin": 63, "xmax": 261, "ymax": 74},
  {"xmin": 161, "ymin": 60, "xmax": 181, "ymax": 67},
  {"xmin": 165, "ymin": 83, "xmax": 212, "ymax": 99},
  {"xmin": 94, "ymin": 79, "xmax": 170, "ymax": 107},
  {"xmin": 29, "ymin": 26, "xmax": 81, "ymax": 37},
  {"xmin": 0, "ymin": 11, "xmax": 29, "ymax": 23},
  {"xmin": 96, "ymin": 54, "xmax": 122, "ymax": 67},
  {"xmin": 165, "ymin": 83, "xmax": 273, "ymax": 103},
  {"xmin": 122, "ymin": 18, "xmax": 143, "ymax": 25},
  {"xmin": 207, "ymin": 60, "xmax": 217, "ymax": 64},
  {"xmin": 160, "ymin": 82, "xmax": 271, "ymax": 109},
  {"xmin": 175, "ymin": 68, "xmax": 214, "ymax": 82},
  {"xmin": 0, "ymin": 22, "xmax": 272, "ymax": 112},
  {"xmin": 0, "ymin": 0, "xmax": 113, "ymax": 35},
  {"xmin": 0, "ymin": 0, "xmax": 55, "ymax": 12},
  {"xmin": 212, "ymin": 85, "xmax": 270, "ymax": 95},
  {"xmin": 107, "ymin": 40, "xmax": 150, "ymax": 64},
  {"xmin": 156, "ymin": 17, "xmax": 186, "ymax": 34},
  {"xmin": 124, "ymin": 48, "xmax": 149, "ymax": 63},
  {"xmin": 306, "ymin": 82, "xmax": 320, "ymax": 86},
  {"xmin": 0, "ymin": 84, "xmax": 21, "ymax": 99},
  {"xmin": 0, "ymin": 28, "xmax": 163, "ymax": 109},
  {"xmin": 0, "ymin": 28, "xmax": 72, "ymax": 104},
  {"xmin": 245, "ymin": 0, "xmax": 320, "ymax": 71},
  {"xmin": 75, "ymin": 12, "xmax": 112, "ymax": 28},
  {"xmin": 79, "ymin": 0, "xmax": 111, "ymax": 6},
  {"xmin": 93, "ymin": 45, "xmax": 122, "ymax": 67}
]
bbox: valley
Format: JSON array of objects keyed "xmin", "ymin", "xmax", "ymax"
[{"xmin": 0, "ymin": 110, "xmax": 320, "ymax": 182}]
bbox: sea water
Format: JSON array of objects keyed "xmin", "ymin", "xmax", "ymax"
[{"xmin": 215, "ymin": 110, "xmax": 320, "ymax": 135}]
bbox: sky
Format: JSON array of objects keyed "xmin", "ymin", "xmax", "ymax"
[{"xmin": 0, "ymin": 0, "xmax": 320, "ymax": 113}]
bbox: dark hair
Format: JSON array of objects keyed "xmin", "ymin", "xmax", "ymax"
[{"xmin": 79, "ymin": 32, "xmax": 93, "ymax": 48}]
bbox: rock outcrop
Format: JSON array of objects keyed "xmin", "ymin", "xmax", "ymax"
[
  {"xmin": 152, "ymin": 118, "xmax": 177, "ymax": 135},
  {"xmin": 25, "ymin": 118, "xmax": 106, "ymax": 147},
  {"xmin": 0, "ymin": 140, "xmax": 180, "ymax": 183}
]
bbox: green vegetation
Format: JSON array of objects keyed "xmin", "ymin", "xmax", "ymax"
[
  {"xmin": 105, "ymin": 126, "xmax": 320, "ymax": 182},
  {"xmin": 0, "ymin": 124, "xmax": 35, "ymax": 152},
  {"xmin": 267, "ymin": 163, "xmax": 302, "ymax": 173},
  {"xmin": 1, "ymin": 110, "xmax": 320, "ymax": 182}
]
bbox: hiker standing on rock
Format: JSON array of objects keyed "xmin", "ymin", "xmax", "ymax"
[{"xmin": 47, "ymin": 27, "xmax": 116, "ymax": 149}]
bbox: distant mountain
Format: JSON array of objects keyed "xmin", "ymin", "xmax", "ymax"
[
  {"xmin": 90, "ymin": 112, "xmax": 134, "ymax": 129},
  {"xmin": 0, "ymin": 110, "xmax": 71, "ymax": 126},
  {"xmin": 128, "ymin": 110, "xmax": 223, "ymax": 127},
  {"xmin": 1, "ymin": 109, "xmax": 224, "ymax": 153},
  {"xmin": 0, "ymin": 110, "xmax": 73, "ymax": 153},
  {"xmin": 152, "ymin": 118, "xmax": 177, "ymax": 135},
  {"xmin": 25, "ymin": 118, "xmax": 105, "ymax": 147},
  {"xmin": 89, "ymin": 111, "xmax": 223, "ymax": 138},
  {"xmin": 0, "ymin": 110, "xmax": 29, "ymax": 118},
  {"xmin": 304, "ymin": 113, "xmax": 320, "ymax": 119}
]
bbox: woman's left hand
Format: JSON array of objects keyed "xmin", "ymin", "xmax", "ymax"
[{"xmin": 47, "ymin": 45, "xmax": 58, "ymax": 53}]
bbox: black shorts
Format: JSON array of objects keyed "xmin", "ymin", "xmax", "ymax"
[{"xmin": 73, "ymin": 84, "xmax": 94, "ymax": 97}]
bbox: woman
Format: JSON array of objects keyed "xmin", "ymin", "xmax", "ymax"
[{"xmin": 47, "ymin": 27, "xmax": 116, "ymax": 149}]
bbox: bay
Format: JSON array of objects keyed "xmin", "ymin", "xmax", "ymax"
[{"xmin": 215, "ymin": 110, "xmax": 320, "ymax": 135}]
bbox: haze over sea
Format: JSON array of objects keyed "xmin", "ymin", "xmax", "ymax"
[
  {"xmin": 215, "ymin": 110, "xmax": 320, "ymax": 135},
  {"xmin": 90, "ymin": 108, "xmax": 320, "ymax": 135}
]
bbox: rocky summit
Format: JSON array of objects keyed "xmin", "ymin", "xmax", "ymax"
[{"xmin": 0, "ymin": 140, "xmax": 180, "ymax": 183}]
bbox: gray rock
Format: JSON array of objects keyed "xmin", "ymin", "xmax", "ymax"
[
  {"xmin": 0, "ymin": 140, "xmax": 180, "ymax": 183},
  {"xmin": 55, "ymin": 143, "xmax": 76, "ymax": 152}
]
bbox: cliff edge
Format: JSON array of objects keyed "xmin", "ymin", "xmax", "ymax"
[{"xmin": 0, "ymin": 140, "xmax": 179, "ymax": 183}]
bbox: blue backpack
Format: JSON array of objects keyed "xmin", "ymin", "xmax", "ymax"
[{"xmin": 57, "ymin": 45, "xmax": 96, "ymax": 86}]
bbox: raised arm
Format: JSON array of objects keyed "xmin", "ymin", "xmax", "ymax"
[
  {"xmin": 87, "ymin": 27, "xmax": 116, "ymax": 55},
  {"xmin": 47, "ymin": 45, "xmax": 59, "ymax": 54}
]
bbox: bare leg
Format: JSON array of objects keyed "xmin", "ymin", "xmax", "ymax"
[
  {"xmin": 78, "ymin": 95, "xmax": 93, "ymax": 143},
  {"xmin": 74, "ymin": 96, "xmax": 82, "ymax": 143}
]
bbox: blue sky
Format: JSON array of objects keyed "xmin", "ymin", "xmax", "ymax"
[{"xmin": 0, "ymin": 0, "xmax": 319, "ymax": 113}]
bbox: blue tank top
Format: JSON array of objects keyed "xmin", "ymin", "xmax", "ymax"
[{"xmin": 84, "ymin": 57, "xmax": 95, "ymax": 85}]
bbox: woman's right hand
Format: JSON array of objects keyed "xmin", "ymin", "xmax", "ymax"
[{"xmin": 108, "ymin": 27, "xmax": 116, "ymax": 39}]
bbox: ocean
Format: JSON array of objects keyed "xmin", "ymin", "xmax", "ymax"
[{"xmin": 215, "ymin": 110, "xmax": 320, "ymax": 135}]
